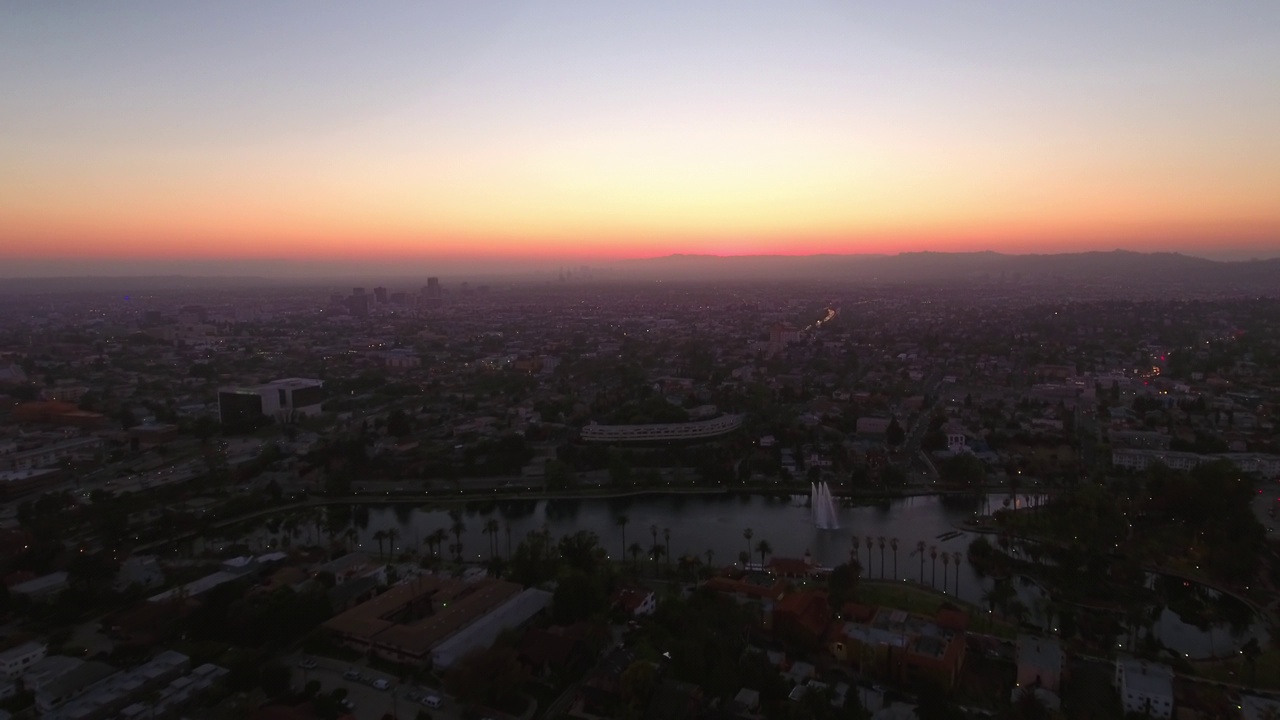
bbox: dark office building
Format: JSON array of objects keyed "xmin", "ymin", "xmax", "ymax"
[{"xmin": 217, "ymin": 390, "xmax": 264, "ymax": 433}]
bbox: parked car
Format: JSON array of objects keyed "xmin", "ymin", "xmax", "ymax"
[
  {"xmin": 343, "ymin": 668, "xmax": 361, "ymax": 680},
  {"xmin": 372, "ymin": 679, "xmax": 391, "ymax": 690},
  {"xmin": 297, "ymin": 658, "xmax": 317, "ymax": 669}
]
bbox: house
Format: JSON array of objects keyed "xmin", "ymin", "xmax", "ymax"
[
  {"xmin": 574, "ymin": 647, "xmax": 638, "ymax": 717},
  {"xmin": 646, "ymin": 678, "xmax": 703, "ymax": 720},
  {"xmin": 768, "ymin": 550, "xmax": 818, "ymax": 579},
  {"xmin": 611, "ymin": 587, "xmax": 656, "ymax": 617},
  {"xmin": 829, "ymin": 607, "xmax": 968, "ymax": 691},
  {"xmin": 773, "ymin": 590, "xmax": 831, "ymax": 649},
  {"xmin": 21, "ymin": 655, "xmax": 85, "ymax": 694},
  {"xmin": 115, "ymin": 555, "xmax": 165, "ymax": 592},
  {"xmin": 732, "ymin": 688, "xmax": 761, "ymax": 715},
  {"xmin": 10, "ymin": 572, "xmax": 68, "ymax": 602},
  {"xmin": 315, "ymin": 553, "xmax": 378, "ymax": 585},
  {"xmin": 517, "ymin": 628, "xmax": 582, "ymax": 679},
  {"xmin": 1242, "ymin": 694, "xmax": 1280, "ymax": 720},
  {"xmin": 0, "ymin": 641, "xmax": 45, "ymax": 679},
  {"xmin": 702, "ymin": 571, "xmax": 787, "ymax": 628},
  {"xmin": 1114, "ymin": 656, "xmax": 1174, "ymax": 719},
  {"xmin": 326, "ymin": 576, "xmax": 378, "ymax": 612},
  {"xmin": 1015, "ymin": 635, "xmax": 1064, "ymax": 695}
]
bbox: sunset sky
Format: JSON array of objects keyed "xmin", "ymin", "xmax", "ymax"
[{"xmin": 3, "ymin": 1, "xmax": 1280, "ymax": 275}]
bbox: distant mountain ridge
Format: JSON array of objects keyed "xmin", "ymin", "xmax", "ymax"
[{"xmin": 617, "ymin": 250, "xmax": 1280, "ymax": 286}]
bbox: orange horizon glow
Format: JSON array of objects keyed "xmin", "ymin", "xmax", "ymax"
[{"xmin": 4, "ymin": 3, "xmax": 1280, "ymax": 268}]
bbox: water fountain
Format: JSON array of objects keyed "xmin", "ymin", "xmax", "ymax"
[{"xmin": 810, "ymin": 481, "xmax": 839, "ymax": 529}]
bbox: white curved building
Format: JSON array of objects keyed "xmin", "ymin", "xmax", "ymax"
[{"xmin": 580, "ymin": 414, "xmax": 744, "ymax": 442}]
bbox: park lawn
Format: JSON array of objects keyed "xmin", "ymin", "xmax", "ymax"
[
  {"xmin": 1191, "ymin": 647, "xmax": 1280, "ymax": 691},
  {"xmin": 855, "ymin": 581, "xmax": 1019, "ymax": 639}
]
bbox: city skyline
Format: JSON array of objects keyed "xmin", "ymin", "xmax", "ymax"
[{"xmin": 3, "ymin": 1, "xmax": 1280, "ymax": 276}]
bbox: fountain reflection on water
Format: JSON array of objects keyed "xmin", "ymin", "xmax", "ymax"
[{"xmin": 810, "ymin": 481, "xmax": 839, "ymax": 530}]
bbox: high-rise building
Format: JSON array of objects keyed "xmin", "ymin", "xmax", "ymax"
[
  {"xmin": 352, "ymin": 287, "xmax": 366, "ymax": 296},
  {"xmin": 424, "ymin": 277, "xmax": 442, "ymax": 305},
  {"xmin": 374, "ymin": 287, "xmax": 388, "ymax": 304}
]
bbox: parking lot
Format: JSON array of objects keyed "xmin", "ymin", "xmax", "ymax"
[{"xmin": 289, "ymin": 652, "xmax": 461, "ymax": 720}]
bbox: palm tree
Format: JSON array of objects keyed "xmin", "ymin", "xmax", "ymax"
[
  {"xmin": 504, "ymin": 521, "xmax": 513, "ymax": 559},
  {"xmin": 704, "ymin": 548, "xmax": 715, "ymax": 572},
  {"xmin": 743, "ymin": 528, "xmax": 754, "ymax": 566},
  {"xmin": 428, "ymin": 528, "xmax": 448, "ymax": 558},
  {"xmin": 951, "ymin": 552, "xmax": 962, "ymax": 596},
  {"xmin": 877, "ymin": 536, "xmax": 886, "ymax": 579},
  {"xmin": 650, "ymin": 543, "xmax": 664, "ymax": 574},
  {"xmin": 343, "ymin": 527, "xmax": 358, "ymax": 552},
  {"xmin": 663, "ymin": 527, "xmax": 671, "ymax": 568},
  {"xmin": 852, "ymin": 536, "xmax": 860, "ymax": 565},
  {"xmin": 385, "ymin": 527, "xmax": 400, "ymax": 558},
  {"xmin": 628, "ymin": 542, "xmax": 643, "ymax": 572},
  {"xmin": 372, "ymin": 530, "xmax": 387, "ymax": 560},
  {"xmin": 1006, "ymin": 599, "xmax": 1029, "ymax": 626},
  {"xmin": 941, "ymin": 552, "xmax": 950, "ymax": 593},
  {"xmin": 615, "ymin": 514, "xmax": 629, "ymax": 561},
  {"xmin": 930, "ymin": 545, "xmax": 938, "ymax": 588},
  {"xmin": 864, "ymin": 536, "xmax": 873, "ymax": 571},
  {"xmin": 917, "ymin": 541, "xmax": 926, "ymax": 583},
  {"xmin": 756, "ymin": 539, "xmax": 773, "ymax": 568},
  {"xmin": 483, "ymin": 518, "xmax": 500, "ymax": 558},
  {"xmin": 890, "ymin": 538, "xmax": 899, "ymax": 580},
  {"xmin": 449, "ymin": 510, "xmax": 466, "ymax": 561}
]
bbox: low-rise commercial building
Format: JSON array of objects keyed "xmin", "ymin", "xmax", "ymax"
[
  {"xmin": 1114, "ymin": 656, "xmax": 1174, "ymax": 719},
  {"xmin": 322, "ymin": 574, "xmax": 524, "ymax": 665}
]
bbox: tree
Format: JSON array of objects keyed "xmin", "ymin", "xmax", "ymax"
[
  {"xmin": 743, "ymin": 528, "xmax": 754, "ymax": 566},
  {"xmin": 939, "ymin": 453, "xmax": 986, "ymax": 486},
  {"xmin": 372, "ymin": 530, "xmax": 387, "ymax": 560},
  {"xmin": 620, "ymin": 660, "xmax": 656, "ymax": 708},
  {"xmin": 545, "ymin": 459, "xmax": 576, "ymax": 490},
  {"xmin": 552, "ymin": 571, "xmax": 606, "ymax": 625},
  {"xmin": 664, "ymin": 527, "xmax": 672, "ymax": 568},
  {"xmin": 827, "ymin": 562, "xmax": 861, "ymax": 612},
  {"xmin": 756, "ymin": 539, "xmax": 772, "ymax": 568},
  {"xmin": 484, "ymin": 519, "xmax": 500, "ymax": 558},
  {"xmin": 886, "ymin": 417, "xmax": 905, "ymax": 448},
  {"xmin": 917, "ymin": 540, "xmax": 926, "ymax": 583},
  {"xmin": 650, "ymin": 543, "xmax": 665, "ymax": 574},
  {"xmin": 629, "ymin": 542, "xmax": 644, "ymax": 572},
  {"xmin": 608, "ymin": 449, "xmax": 633, "ymax": 486},
  {"xmin": 259, "ymin": 663, "xmax": 292, "ymax": 698},
  {"xmin": 449, "ymin": 509, "xmax": 466, "ymax": 562},
  {"xmin": 444, "ymin": 646, "xmax": 527, "ymax": 709},
  {"xmin": 615, "ymin": 514, "xmax": 629, "ymax": 562},
  {"xmin": 386, "ymin": 409, "xmax": 412, "ymax": 437},
  {"xmin": 558, "ymin": 530, "xmax": 603, "ymax": 574}
]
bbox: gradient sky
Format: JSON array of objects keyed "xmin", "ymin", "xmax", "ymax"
[{"xmin": 3, "ymin": 1, "xmax": 1280, "ymax": 274}]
